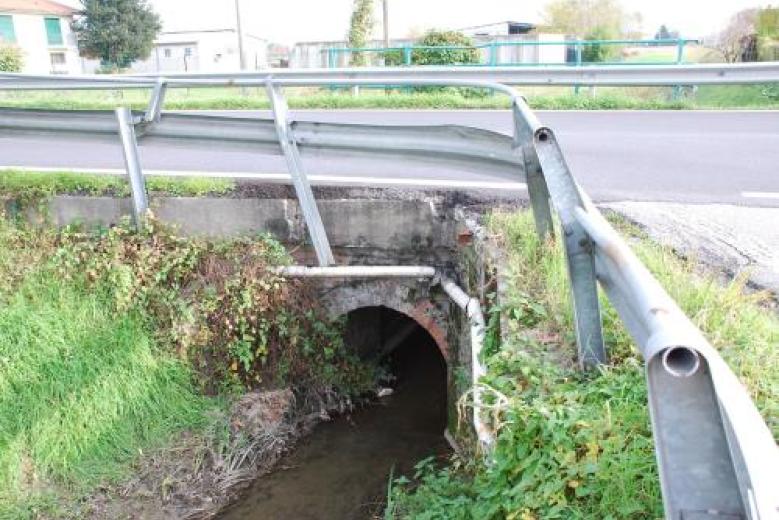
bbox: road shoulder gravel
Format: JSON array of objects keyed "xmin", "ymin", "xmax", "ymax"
[{"xmin": 604, "ymin": 202, "xmax": 779, "ymax": 295}]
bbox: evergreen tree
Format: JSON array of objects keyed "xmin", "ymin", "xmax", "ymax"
[
  {"xmin": 72, "ymin": 0, "xmax": 161, "ymax": 71},
  {"xmin": 654, "ymin": 24, "xmax": 671, "ymax": 40}
]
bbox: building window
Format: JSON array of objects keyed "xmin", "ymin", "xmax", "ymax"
[
  {"xmin": 184, "ymin": 47, "xmax": 193, "ymax": 57},
  {"xmin": 163, "ymin": 48, "xmax": 172, "ymax": 58},
  {"xmin": 49, "ymin": 52, "xmax": 66, "ymax": 73},
  {"xmin": 44, "ymin": 17, "xmax": 63, "ymax": 46},
  {"xmin": 0, "ymin": 15, "xmax": 15, "ymax": 43}
]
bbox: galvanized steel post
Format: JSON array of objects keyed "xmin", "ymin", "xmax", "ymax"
[
  {"xmin": 512, "ymin": 98, "xmax": 554, "ymax": 240},
  {"xmin": 533, "ymin": 127, "xmax": 606, "ymax": 368},
  {"xmin": 265, "ymin": 81, "xmax": 335, "ymax": 266},
  {"xmin": 115, "ymin": 107, "xmax": 149, "ymax": 229},
  {"xmin": 143, "ymin": 77, "xmax": 167, "ymax": 123}
]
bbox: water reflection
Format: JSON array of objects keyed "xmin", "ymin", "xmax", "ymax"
[{"xmin": 221, "ymin": 317, "xmax": 450, "ymax": 520}]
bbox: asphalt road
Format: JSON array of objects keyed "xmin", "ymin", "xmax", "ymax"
[{"xmin": 1, "ymin": 110, "xmax": 777, "ymax": 206}]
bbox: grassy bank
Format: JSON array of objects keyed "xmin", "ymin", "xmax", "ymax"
[
  {"xmin": 0, "ymin": 169, "xmax": 235, "ymax": 202},
  {"xmin": 2, "ymin": 85, "xmax": 778, "ymax": 111},
  {"xmin": 388, "ymin": 210, "xmax": 778, "ymax": 519},
  {"xmin": 0, "ymin": 213, "xmax": 376, "ymax": 517}
]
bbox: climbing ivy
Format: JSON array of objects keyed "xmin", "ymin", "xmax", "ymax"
[
  {"xmin": 348, "ymin": 0, "xmax": 374, "ymax": 66},
  {"xmin": 50, "ymin": 217, "xmax": 377, "ymax": 396}
]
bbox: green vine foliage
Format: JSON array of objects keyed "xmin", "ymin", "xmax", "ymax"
[
  {"xmin": 348, "ymin": 0, "xmax": 374, "ymax": 66},
  {"xmin": 0, "ymin": 44, "xmax": 23, "ymax": 72},
  {"xmin": 384, "ymin": 30, "xmax": 480, "ymax": 66},
  {"xmin": 50, "ymin": 217, "xmax": 376, "ymax": 396}
]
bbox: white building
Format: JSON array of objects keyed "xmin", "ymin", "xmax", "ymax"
[
  {"xmin": 0, "ymin": 0, "xmax": 80, "ymax": 74},
  {"xmin": 458, "ymin": 21, "xmax": 538, "ymax": 37},
  {"xmin": 128, "ymin": 29, "xmax": 268, "ymax": 74}
]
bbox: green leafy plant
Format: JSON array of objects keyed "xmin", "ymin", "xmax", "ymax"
[
  {"xmin": 385, "ymin": 30, "xmax": 480, "ymax": 67},
  {"xmin": 348, "ymin": 0, "xmax": 374, "ymax": 66},
  {"xmin": 389, "ymin": 210, "xmax": 778, "ymax": 519},
  {"xmin": 0, "ymin": 44, "xmax": 22, "ymax": 72},
  {"xmin": 51, "ymin": 217, "xmax": 375, "ymax": 395}
]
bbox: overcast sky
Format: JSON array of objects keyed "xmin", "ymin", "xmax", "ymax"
[{"xmin": 61, "ymin": 0, "xmax": 765, "ymax": 45}]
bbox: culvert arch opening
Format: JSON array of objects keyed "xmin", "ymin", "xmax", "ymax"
[
  {"xmin": 220, "ymin": 305, "xmax": 451, "ymax": 520},
  {"xmin": 344, "ymin": 305, "xmax": 448, "ymax": 430}
]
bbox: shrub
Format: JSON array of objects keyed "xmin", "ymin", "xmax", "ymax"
[
  {"xmin": 385, "ymin": 30, "xmax": 480, "ymax": 66},
  {"xmin": 0, "ymin": 44, "xmax": 23, "ymax": 72},
  {"xmin": 581, "ymin": 27, "xmax": 619, "ymax": 63}
]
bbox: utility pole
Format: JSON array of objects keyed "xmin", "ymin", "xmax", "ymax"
[
  {"xmin": 234, "ymin": 0, "xmax": 247, "ymax": 70},
  {"xmin": 382, "ymin": 0, "xmax": 390, "ymax": 49}
]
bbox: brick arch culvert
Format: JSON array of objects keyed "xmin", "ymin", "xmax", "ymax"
[{"xmin": 319, "ymin": 279, "xmax": 451, "ymax": 365}]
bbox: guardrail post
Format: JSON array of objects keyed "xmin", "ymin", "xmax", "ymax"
[
  {"xmin": 532, "ymin": 127, "xmax": 606, "ymax": 368},
  {"xmin": 672, "ymin": 39, "xmax": 686, "ymax": 101},
  {"xmin": 403, "ymin": 46, "xmax": 412, "ymax": 66},
  {"xmin": 489, "ymin": 42, "xmax": 498, "ymax": 66},
  {"xmin": 512, "ymin": 100, "xmax": 554, "ymax": 240},
  {"xmin": 265, "ymin": 81, "xmax": 335, "ymax": 266},
  {"xmin": 143, "ymin": 77, "xmax": 167, "ymax": 124},
  {"xmin": 115, "ymin": 107, "xmax": 149, "ymax": 230}
]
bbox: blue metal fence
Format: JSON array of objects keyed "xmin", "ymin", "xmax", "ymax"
[{"xmin": 324, "ymin": 38, "xmax": 700, "ymax": 68}]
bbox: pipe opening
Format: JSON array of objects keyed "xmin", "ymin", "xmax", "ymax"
[
  {"xmin": 537, "ymin": 130, "xmax": 550, "ymax": 142},
  {"xmin": 661, "ymin": 346, "xmax": 701, "ymax": 378}
]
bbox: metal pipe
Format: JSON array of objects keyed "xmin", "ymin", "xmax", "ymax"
[
  {"xmin": 274, "ymin": 266, "xmax": 436, "ymax": 278},
  {"xmin": 234, "ymin": 0, "xmax": 246, "ymax": 71},
  {"xmin": 441, "ymin": 277, "xmax": 493, "ymax": 449},
  {"xmin": 661, "ymin": 346, "xmax": 701, "ymax": 378}
]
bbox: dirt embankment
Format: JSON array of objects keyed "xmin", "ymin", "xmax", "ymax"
[{"xmin": 80, "ymin": 388, "xmax": 356, "ymax": 520}]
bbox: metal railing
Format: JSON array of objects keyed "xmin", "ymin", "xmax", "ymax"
[
  {"xmin": 323, "ymin": 38, "xmax": 701, "ymax": 68},
  {"xmin": 0, "ymin": 66, "xmax": 778, "ymax": 519},
  {"xmin": 3, "ymin": 62, "xmax": 779, "ymax": 88}
]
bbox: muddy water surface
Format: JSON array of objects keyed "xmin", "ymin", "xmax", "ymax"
[{"xmin": 220, "ymin": 329, "xmax": 450, "ymax": 520}]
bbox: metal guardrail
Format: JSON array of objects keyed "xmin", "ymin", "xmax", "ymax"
[
  {"xmin": 0, "ymin": 68, "xmax": 778, "ymax": 519},
  {"xmin": 2, "ymin": 62, "xmax": 779, "ymax": 87}
]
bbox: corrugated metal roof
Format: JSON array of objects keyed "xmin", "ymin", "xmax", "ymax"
[{"xmin": 0, "ymin": 0, "xmax": 76, "ymax": 16}]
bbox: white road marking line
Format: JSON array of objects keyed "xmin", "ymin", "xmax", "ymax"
[
  {"xmin": 0, "ymin": 166, "xmax": 528, "ymax": 191},
  {"xmin": 742, "ymin": 191, "xmax": 779, "ymax": 200}
]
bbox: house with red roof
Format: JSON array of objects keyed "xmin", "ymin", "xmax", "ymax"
[{"xmin": 0, "ymin": 0, "xmax": 81, "ymax": 74}]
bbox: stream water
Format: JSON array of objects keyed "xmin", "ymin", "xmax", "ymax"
[{"xmin": 220, "ymin": 327, "xmax": 450, "ymax": 520}]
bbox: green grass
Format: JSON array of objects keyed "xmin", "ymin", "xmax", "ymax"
[
  {"xmin": 0, "ymin": 210, "xmax": 378, "ymax": 515},
  {"xmin": 389, "ymin": 210, "xmax": 779, "ymax": 519},
  {"xmin": 0, "ymin": 169, "xmax": 235, "ymax": 202},
  {"xmin": 695, "ymin": 84, "xmax": 779, "ymax": 108},
  {"xmin": 0, "ymin": 87, "xmax": 709, "ymax": 111},
  {"xmin": 0, "ymin": 266, "xmax": 215, "ymax": 517},
  {"xmin": 2, "ymin": 83, "xmax": 777, "ymax": 110}
]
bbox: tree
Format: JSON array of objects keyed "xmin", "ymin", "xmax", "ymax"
[
  {"xmin": 713, "ymin": 9, "xmax": 758, "ymax": 62},
  {"xmin": 541, "ymin": 0, "xmax": 640, "ymax": 38},
  {"xmin": 0, "ymin": 44, "xmax": 23, "ymax": 72},
  {"xmin": 348, "ymin": 0, "xmax": 374, "ymax": 66},
  {"xmin": 654, "ymin": 24, "xmax": 681, "ymax": 40},
  {"xmin": 756, "ymin": 6, "xmax": 779, "ymax": 60},
  {"xmin": 71, "ymin": 0, "xmax": 161, "ymax": 71}
]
